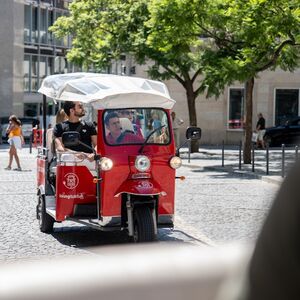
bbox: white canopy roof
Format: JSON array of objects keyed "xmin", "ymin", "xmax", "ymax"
[{"xmin": 38, "ymin": 73, "xmax": 175, "ymax": 109}]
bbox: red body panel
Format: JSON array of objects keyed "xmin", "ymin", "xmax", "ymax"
[
  {"xmin": 55, "ymin": 165, "xmax": 96, "ymax": 221},
  {"xmin": 97, "ymin": 110, "xmax": 176, "ymax": 217}
]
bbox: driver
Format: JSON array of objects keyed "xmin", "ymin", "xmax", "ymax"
[
  {"xmin": 105, "ymin": 112, "xmax": 144, "ymax": 144},
  {"xmin": 53, "ymin": 101, "xmax": 97, "ymax": 161}
]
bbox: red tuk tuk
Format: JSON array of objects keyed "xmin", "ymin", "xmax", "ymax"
[{"xmin": 36, "ymin": 73, "xmax": 201, "ymax": 242}]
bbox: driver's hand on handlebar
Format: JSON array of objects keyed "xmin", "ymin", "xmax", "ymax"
[
  {"xmin": 75, "ymin": 152, "xmax": 86, "ymax": 160},
  {"xmin": 86, "ymin": 153, "xmax": 95, "ymax": 162},
  {"xmin": 75, "ymin": 152, "xmax": 95, "ymax": 162}
]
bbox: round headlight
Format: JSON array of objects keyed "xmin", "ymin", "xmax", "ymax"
[
  {"xmin": 100, "ymin": 157, "xmax": 113, "ymax": 171},
  {"xmin": 135, "ymin": 155, "xmax": 151, "ymax": 172},
  {"xmin": 170, "ymin": 156, "xmax": 182, "ymax": 169}
]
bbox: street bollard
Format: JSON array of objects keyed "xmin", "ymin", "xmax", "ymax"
[
  {"xmin": 266, "ymin": 143, "xmax": 269, "ymax": 175},
  {"xmin": 29, "ymin": 133, "xmax": 32, "ymax": 154},
  {"xmin": 281, "ymin": 144, "xmax": 285, "ymax": 178},
  {"xmin": 222, "ymin": 140, "xmax": 224, "ymax": 167},
  {"xmin": 295, "ymin": 145, "xmax": 298, "ymax": 162},
  {"xmin": 188, "ymin": 139, "xmax": 191, "ymax": 163},
  {"xmin": 252, "ymin": 142, "xmax": 255, "ymax": 172},
  {"xmin": 238, "ymin": 141, "xmax": 242, "ymax": 170}
]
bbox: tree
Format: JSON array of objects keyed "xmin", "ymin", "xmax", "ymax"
[
  {"xmin": 50, "ymin": 0, "xmax": 210, "ymax": 152},
  {"xmin": 150, "ymin": 0, "xmax": 300, "ymax": 163}
]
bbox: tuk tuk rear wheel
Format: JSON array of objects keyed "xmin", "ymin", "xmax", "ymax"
[
  {"xmin": 37, "ymin": 195, "xmax": 54, "ymax": 233},
  {"xmin": 133, "ymin": 206, "xmax": 156, "ymax": 243}
]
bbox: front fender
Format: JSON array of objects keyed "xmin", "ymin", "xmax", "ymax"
[{"xmin": 114, "ymin": 179, "xmax": 166, "ymax": 197}]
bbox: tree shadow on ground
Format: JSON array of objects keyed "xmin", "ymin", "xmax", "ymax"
[{"xmin": 191, "ymin": 168, "xmax": 262, "ymax": 180}]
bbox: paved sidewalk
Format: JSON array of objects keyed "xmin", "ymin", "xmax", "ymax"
[
  {"xmin": 180, "ymin": 145, "xmax": 299, "ymax": 186},
  {"xmin": 0, "ymin": 143, "xmax": 293, "ymax": 185}
]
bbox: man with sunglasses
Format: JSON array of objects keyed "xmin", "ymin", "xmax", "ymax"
[{"xmin": 53, "ymin": 101, "xmax": 97, "ymax": 161}]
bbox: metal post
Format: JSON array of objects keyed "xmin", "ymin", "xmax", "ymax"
[
  {"xmin": 281, "ymin": 144, "xmax": 285, "ymax": 178},
  {"xmin": 295, "ymin": 145, "xmax": 298, "ymax": 162},
  {"xmin": 265, "ymin": 143, "xmax": 269, "ymax": 175},
  {"xmin": 29, "ymin": 133, "xmax": 32, "ymax": 154},
  {"xmin": 238, "ymin": 141, "xmax": 242, "ymax": 170},
  {"xmin": 252, "ymin": 142, "xmax": 255, "ymax": 172},
  {"xmin": 42, "ymin": 94, "xmax": 47, "ymax": 149},
  {"xmin": 188, "ymin": 139, "xmax": 191, "ymax": 163},
  {"xmin": 222, "ymin": 140, "xmax": 224, "ymax": 167}
]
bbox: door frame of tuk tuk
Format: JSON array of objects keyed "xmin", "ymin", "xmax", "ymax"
[{"xmin": 36, "ymin": 73, "xmax": 182, "ymax": 242}]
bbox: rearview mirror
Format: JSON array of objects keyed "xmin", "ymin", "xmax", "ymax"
[
  {"xmin": 186, "ymin": 127, "xmax": 202, "ymax": 140},
  {"xmin": 62, "ymin": 131, "xmax": 80, "ymax": 147}
]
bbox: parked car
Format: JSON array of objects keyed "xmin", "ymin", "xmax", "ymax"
[
  {"xmin": 0, "ymin": 117, "xmax": 37, "ymax": 142},
  {"xmin": 264, "ymin": 117, "xmax": 300, "ymax": 147}
]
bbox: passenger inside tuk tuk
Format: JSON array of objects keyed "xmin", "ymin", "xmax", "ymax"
[
  {"xmin": 117, "ymin": 109, "xmax": 144, "ymax": 138},
  {"xmin": 53, "ymin": 101, "xmax": 97, "ymax": 161},
  {"xmin": 46, "ymin": 108, "xmax": 68, "ymax": 162},
  {"xmin": 104, "ymin": 112, "xmax": 144, "ymax": 145}
]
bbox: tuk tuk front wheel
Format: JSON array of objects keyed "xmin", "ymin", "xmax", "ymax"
[
  {"xmin": 133, "ymin": 206, "xmax": 156, "ymax": 243},
  {"xmin": 37, "ymin": 195, "xmax": 54, "ymax": 233}
]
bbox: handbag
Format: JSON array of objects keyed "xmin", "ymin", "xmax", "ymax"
[{"xmin": 252, "ymin": 132, "xmax": 258, "ymax": 142}]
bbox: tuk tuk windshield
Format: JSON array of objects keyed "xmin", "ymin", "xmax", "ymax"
[{"xmin": 103, "ymin": 108, "xmax": 170, "ymax": 145}]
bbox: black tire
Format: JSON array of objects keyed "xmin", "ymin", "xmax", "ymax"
[
  {"xmin": 37, "ymin": 195, "xmax": 54, "ymax": 233},
  {"xmin": 133, "ymin": 206, "xmax": 156, "ymax": 243}
]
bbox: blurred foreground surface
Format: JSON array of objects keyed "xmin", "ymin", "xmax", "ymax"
[{"xmin": 0, "ymin": 243, "xmax": 251, "ymax": 300}]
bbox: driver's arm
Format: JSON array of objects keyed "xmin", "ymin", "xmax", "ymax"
[
  {"xmin": 91, "ymin": 134, "xmax": 97, "ymax": 148},
  {"xmin": 55, "ymin": 137, "xmax": 65, "ymax": 152}
]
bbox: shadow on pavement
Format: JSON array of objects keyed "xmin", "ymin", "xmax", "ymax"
[
  {"xmin": 51, "ymin": 226, "xmax": 130, "ymax": 248},
  {"xmin": 190, "ymin": 168, "xmax": 260, "ymax": 180},
  {"xmin": 51, "ymin": 226, "xmax": 190, "ymax": 249}
]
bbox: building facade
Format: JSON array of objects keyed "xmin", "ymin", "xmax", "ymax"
[
  {"xmin": 134, "ymin": 64, "xmax": 300, "ymax": 145},
  {"xmin": 0, "ymin": 0, "xmax": 73, "ymax": 121}
]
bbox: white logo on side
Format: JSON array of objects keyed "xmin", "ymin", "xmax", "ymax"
[{"xmin": 63, "ymin": 173, "xmax": 79, "ymax": 189}]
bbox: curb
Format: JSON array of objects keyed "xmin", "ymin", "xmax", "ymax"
[{"xmin": 182, "ymin": 163, "xmax": 283, "ymax": 186}]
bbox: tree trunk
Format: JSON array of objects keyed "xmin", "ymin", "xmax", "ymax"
[
  {"xmin": 243, "ymin": 77, "xmax": 255, "ymax": 164},
  {"xmin": 186, "ymin": 81, "xmax": 199, "ymax": 153}
]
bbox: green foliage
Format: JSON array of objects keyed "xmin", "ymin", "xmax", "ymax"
[
  {"xmin": 186, "ymin": 0, "xmax": 300, "ymax": 96},
  {"xmin": 50, "ymin": 0, "xmax": 300, "ymax": 136}
]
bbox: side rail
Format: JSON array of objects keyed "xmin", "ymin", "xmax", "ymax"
[{"xmin": 56, "ymin": 151, "xmax": 85, "ymax": 166}]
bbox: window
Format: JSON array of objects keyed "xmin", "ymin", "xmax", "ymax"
[
  {"xmin": 32, "ymin": 6, "xmax": 38, "ymax": 43},
  {"xmin": 275, "ymin": 89, "xmax": 299, "ymax": 126},
  {"xmin": 24, "ymin": 5, "xmax": 31, "ymax": 43},
  {"xmin": 24, "ymin": 103, "xmax": 38, "ymax": 117},
  {"xmin": 31, "ymin": 55, "xmax": 38, "ymax": 91},
  {"xmin": 228, "ymin": 88, "xmax": 244, "ymax": 129},
  {"xmin": 24, "ymin": 55, "xmax": 30, "ymax": 92},
  {"xmin": 40, "ymin": 8, "xmax": 48, "ymax": 44},
  {"xmin": 103, "ymin": 108, "xmax": 170, "ymax": 146}
]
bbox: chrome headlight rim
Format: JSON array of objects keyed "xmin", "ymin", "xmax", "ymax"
[
  {"xmin": 100, "ymin": 157, "xmax": 113, "ymax": 171},
  {"xmin": 135, "ymin": 155, "xmax": 151, "ymax": 172},
  {"xmin": 170, "ymin": 156, "xmax": 182, "ymax": 169}
]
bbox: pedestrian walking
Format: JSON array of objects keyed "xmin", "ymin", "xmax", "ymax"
[
  {"xmin": 5, "ymin": 115, "xmax": 24, "ymax": 171},
  {"xmin": 171, "ymin": 111, "xmax": 184, "ymax": 148},
  {"xmin": 256, "ymin": 113, "xmax": 266, "ymax": 149}
]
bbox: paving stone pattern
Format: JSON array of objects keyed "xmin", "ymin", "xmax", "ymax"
[{"xmin": 0, "ymin": 145, "xmax": 278, "ymax": 263}]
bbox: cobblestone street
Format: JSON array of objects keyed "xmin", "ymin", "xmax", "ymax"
[{"xmin": 0, "ymin": 145, "xmax": 279, "ymax": 263}]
